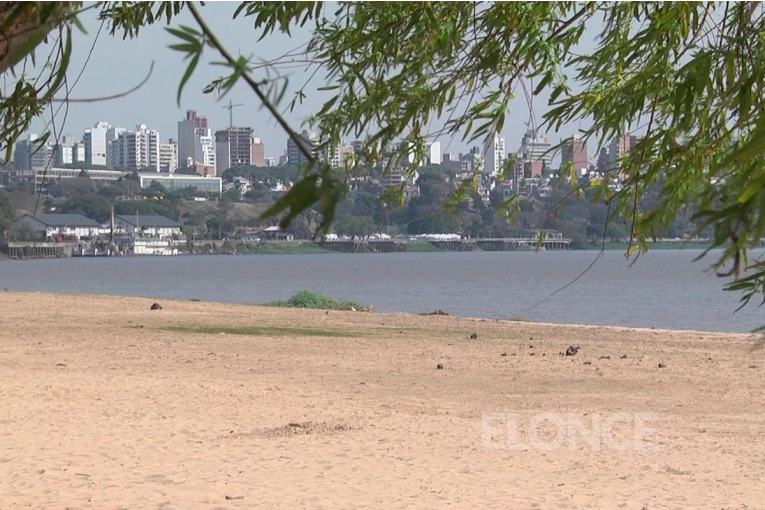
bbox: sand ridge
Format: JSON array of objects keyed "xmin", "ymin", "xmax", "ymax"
[{"xmin": 0, "ymin": 291, "xmax": 764, "ymax": 509}]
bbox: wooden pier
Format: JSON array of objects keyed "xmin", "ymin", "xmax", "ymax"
[
  {"xmin": 319, "ymin": 237, "xmax": 571, "ymax": 253},
  {"xmin": 0, "ymin": 242, "xmax": 73, "ymax": 259},
  {"xmin": 427, "ymin": 238, "xmax": 570, "ymax": 251},
  {"xmin": 319, "ymin": 240, "xmax": 408, "ymax": 253}
]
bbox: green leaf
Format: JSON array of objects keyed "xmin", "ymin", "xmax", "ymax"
[{"xmin": 176, "ymin": 53, "xmax": 200, "ymax": 106}]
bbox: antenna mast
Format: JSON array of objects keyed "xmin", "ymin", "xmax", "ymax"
[{"xmin": 223, "ymin": 100, "xmax": 244, "ymax": 129}]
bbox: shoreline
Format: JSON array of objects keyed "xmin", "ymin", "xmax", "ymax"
[
  {"xmin": 1, "ymin": 291, "xmax": 763, "ymax": 507},
  {"xmin": 1, "ymin": 240, "xmax": 712, "ymax": 259},
  {"xmin": 219, "ymin": 240, "xmax": 710, "ymax": 256},
  {"xmin": 4, "ymin": 289, "xmax": 758, "ymax": 336}
]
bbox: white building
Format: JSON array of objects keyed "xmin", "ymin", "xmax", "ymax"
[
  {"xmin": 484, "ymin": 133, "xmax": 506, "ymax": 177},
  {"xmin": 11, "ymin": 213, "xmax": 102, "ymax": 241},
  {"xmin": 159, "ymin": 139, "xmax": 178, "ymax": 173},
  {"xmin": 138, "ymin": 173, "xmax": 222, "ymax": 194},
  {"xmin": 199, "ymin": 132, "xmax": 215, "ymax": 167},
  {"xmin": 521, "ymin": 129, "xmax": 552, "ymax": 169},
  {"xmin": 327, "ymin": 143, "xmax": 354, "ymax": 169},
  {"xmin": 427, "ymin": 141, "xmax": 442, "ymax": 165},
  {"xmin": 53, "ymin": 135, "xmax": 77, "ymax": 166},
  {"xmin": 112, "ymin": 125, "xmax": 160, "ymax": 171},
  {"xmin": 264, "ymin": 157, "xmax": 277, "ymax": 167},
  {"xmin": 83, "ymin": 121, "xmax": 111, "ymax": 167},
  {"xmin": 113, "ymin": 215, "xmax": 182, "ymax": 238}
]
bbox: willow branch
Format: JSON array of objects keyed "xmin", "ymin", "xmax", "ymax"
[
  {"xmin": 186, "ymin": 2, "xmax": 315, "ymax": 163},
  {"xmin": 49, "ymin": 61, "xmax": 154, "ymax": 102}
]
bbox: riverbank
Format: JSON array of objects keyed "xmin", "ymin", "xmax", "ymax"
[
  {"xmin": 187, "ymin": 239, "xmax": 707, "ymax": 256},
  {"xmin": 1, "ymin": 291, "xmax": 763, "ymax": 507}
]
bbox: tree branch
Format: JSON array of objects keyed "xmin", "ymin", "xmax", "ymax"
[
  {"xmin": 49, "ymin": 61, "xmax": 155, "ymax": 102},
  {"xmin": 186, "ymin": 1, "xmax": 315, "ymax": 163}
]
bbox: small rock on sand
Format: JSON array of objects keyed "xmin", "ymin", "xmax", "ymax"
[
  {"xmin": 150, "ymin": 303, "xmax": 163, "ymax": 310},
  {"xmin": 436, "ymin": 363, "xmax": 444, "ymax": 370}
]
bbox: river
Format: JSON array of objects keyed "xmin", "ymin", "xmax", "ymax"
[{"xmin": 0, "ymin": 249, "xmax": 762, "ymax": 332}]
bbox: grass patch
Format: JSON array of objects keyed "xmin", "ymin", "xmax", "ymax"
[
  {"xmin": 266, "ymin": 290, "xmax": 367, "ymax": 311},
  {"xmin": 241, "ymin": 242, "xmax": 331, "ymax": 255},
  {"xmin": 507, "ymin": 316, "xmax": 529, "ymax": 322},
  {"xmin": 164, "ymin": 325, "xmax": 356, "ymax": 337}
]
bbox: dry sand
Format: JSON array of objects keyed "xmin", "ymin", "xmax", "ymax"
[{"xmin": 1, "ymin": 292, "xmax": 764, "ymax": 509}]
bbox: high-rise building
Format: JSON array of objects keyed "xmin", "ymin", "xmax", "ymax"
[
  {"xmin": 14, "ymin": 134, "xmax": 55, "ymax": 171},
  {"xmin": 72, "ymin": 141, "xmax": 86, "ymax": 165},
  {"xmin": 83, "ymin": 121, "xmax": 111, "ymax": 167},
  {"xmin": 484, "ymin": 133, "xmax": 506, "ymax": 176},
  {"xmin": 159, "ymin": 139, "xmax": 178, "ymax": 173},
  {"xmin": 106, "ymin": 127, "xmax": 126, "ymax": 169},
  {"xmin": 327, "ymin": 143, "xmax": 354, "ymax": 169},
  {"xmin": 215, "ymin": 127, "xmax": 256, "ymax": 174},
  {"xmin": 510, "ymin": 152, "xmax": 524, "ymax": 185},
  {"xmin": 54, "ymin": 135, "xmax": 77, "ymax": 166},
  {"xmin": 596, "ymin": 147, "xmax": 610, "ymax": 174},
  {"xmin": 523, "ymin": 160, "xmax": 544, "ymax": 179},
  {"xmin": 251, "ymin": 137, "xmax": 265, "ymax": 167},
  {"xmin": 201, "ymin": 134, "xmax": 215, "ymax": 166},
  {"xmin": 442, "ymin": 153, "xmax": 462, "ymax": 173},
  {"xmin": 521, "ymin": 128, "xmax": 552, "ymax": 169},
  {"xmin": 561, "ymin": 135, "xmax": 588, "ymax": 175},
  {"xmin": 177, "ymin": 110, "xmax": 212, "ymax": 171},
  {"xmin": 287, "ymin": 130, "xmax": 319, "ymax": 168},
  {"xmin": 112, "ymin": 125, "xmax": 161, "ymax": 171},
  {"xmin": 427, "ymin": 141, "xmax": 442, "ymax": 165},
  {"xmin": 609, "ymin": 133, "xmax": 631, "ymax": 170}
]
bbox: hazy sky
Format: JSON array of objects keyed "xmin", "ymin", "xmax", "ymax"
[{"xmin": 26, "ymin": 2, "xmax": 597, "ymax": 162}]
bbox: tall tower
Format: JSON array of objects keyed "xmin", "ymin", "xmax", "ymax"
[
  {"xmin": 484, "ymin": 133, "xmax": 506, "ymax": 177},
  {"xmin": 562, "ymin": 135, "xmax": 588, "ymax": 175},
  {"xmin": 177, "ymin": 110, "xmax": 211, "ymax": 170}
]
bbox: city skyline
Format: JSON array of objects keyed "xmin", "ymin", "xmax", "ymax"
[{"xmin": 22, "ymin": 3, "xmax": 603, "ymax": 169}]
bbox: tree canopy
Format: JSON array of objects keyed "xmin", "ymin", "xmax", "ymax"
[{"xmin": 3, "ymin": 2, "xmax": 765, "ymax": 314}]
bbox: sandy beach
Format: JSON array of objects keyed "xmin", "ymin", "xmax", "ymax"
[{"xmin": 1, "ymin": 291, "xmax": 764, "ymax": 509}]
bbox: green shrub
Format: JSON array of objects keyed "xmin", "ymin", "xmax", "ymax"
[{"xmin": 266, "ymin": 290, "xmax": 366, "ymax": 311}]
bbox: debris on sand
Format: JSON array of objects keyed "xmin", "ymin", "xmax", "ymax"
[
  {"xmin": 470, "ymin": 332, "xmax": 478, "ymax": 339},
  {"xmin": 150, "ymin": 303, "xmax": 163, "ymax": 310},
  {"xmin": 421, "ymin": 310, "xmax": 450, "ymax": 316},
  {"xmin": 565, "ymin": 345, "xmax": 580, "ymax": 356},
  {"xmin": 437, "ymin": 363, "xmax": 444, "ymax": 370}
]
